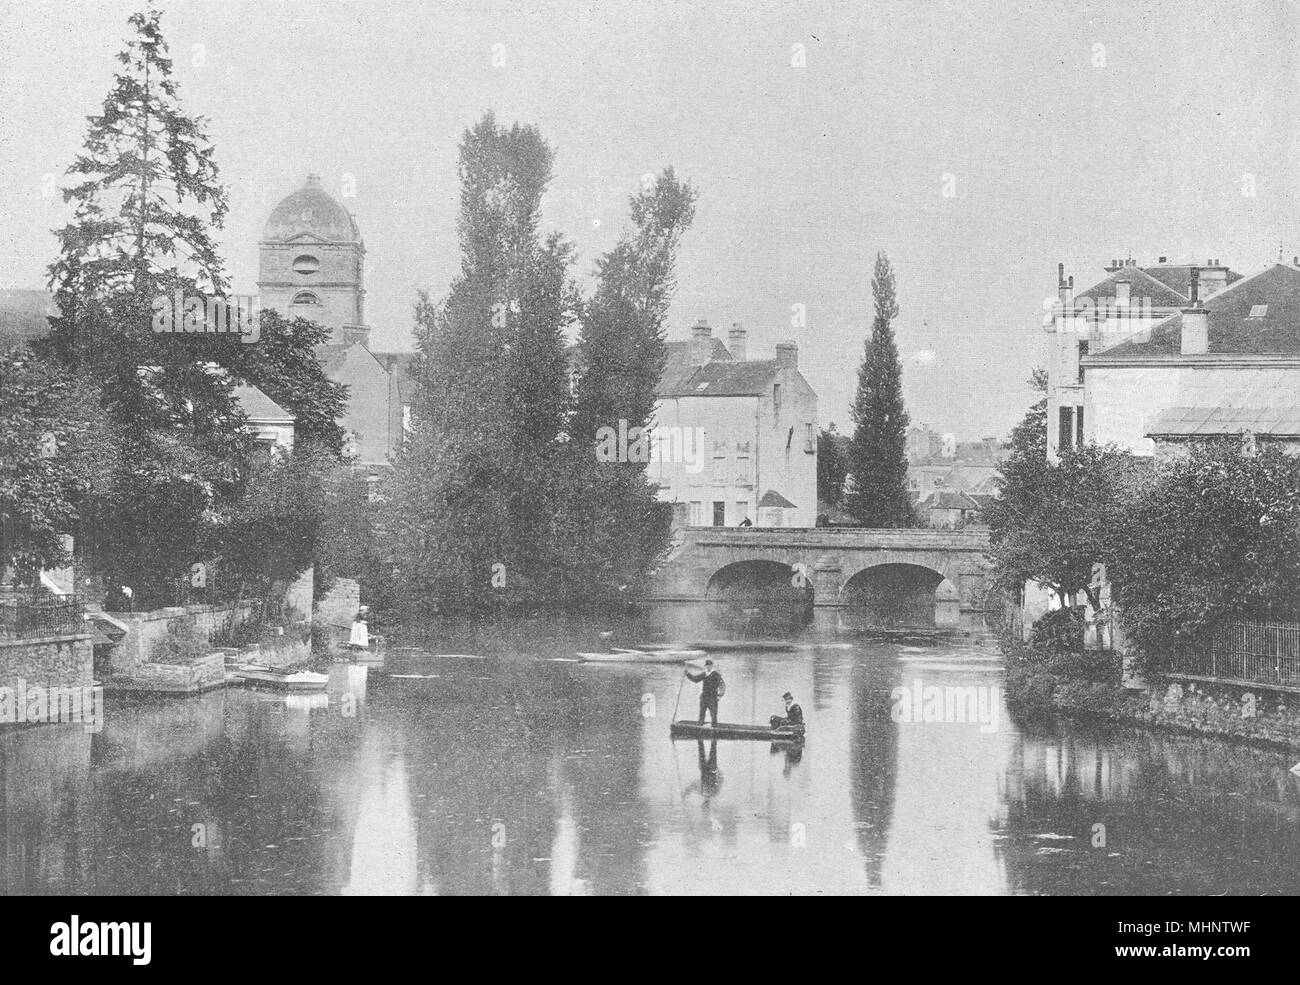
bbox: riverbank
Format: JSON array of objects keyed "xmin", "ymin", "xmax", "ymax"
[{"xmin": 1006, "ymin": 654, "xmax": 1300, "ymax": 751}]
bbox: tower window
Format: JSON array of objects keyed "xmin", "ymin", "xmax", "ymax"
[
  {"xmin": 292, "ymin": 291, "xmax": 320, "ymax": 305},
  {"xmin": 293, "ymin": 254, "xmax": 321, "ymax": 275},
  {"xmin": 1059, "ymin": 406, "xmax": 1074, "ymax": 452}
]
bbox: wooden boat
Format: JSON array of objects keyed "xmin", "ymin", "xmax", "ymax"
[
  {"xmin": 670, "ymin": 720, "xmax": 806, "ymax": 742},
  {"xmin": 579, "ymin": 648, "xmax": 706, "ymax": 663},
  {"xmin": 227, "ymin": 662, "xmax": 329, "ymax": 692},
  {"xmin": 689, "ymin": 640, "xmax": 796, "ymax": 653}
]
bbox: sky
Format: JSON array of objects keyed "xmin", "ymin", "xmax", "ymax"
[{"xmin": 2, "ymin": 0, "xmax": 1298, "ymax": 438}]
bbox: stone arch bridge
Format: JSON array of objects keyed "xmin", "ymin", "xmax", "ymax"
[{"xmin": 646, "ymin": 527, "xmax": 993, "ymax": 627}]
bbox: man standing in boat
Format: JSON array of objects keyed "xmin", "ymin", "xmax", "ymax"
[
  {"xmin": 685, "ymin": 659, "xmax": 724, "ymax": 727},
  {"xmin": 770, "ymin": 691, "xmax": 804, "ymax": 730}
]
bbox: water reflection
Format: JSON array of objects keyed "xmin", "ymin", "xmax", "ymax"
[{"xmin": 3, "ymin": 607, "xmax": 1300, "ymax": 894}]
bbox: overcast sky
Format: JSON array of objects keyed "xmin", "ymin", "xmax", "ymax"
[{"xmin": 2, "ymin": 0, "xmax": 1298, "ymax": 437}]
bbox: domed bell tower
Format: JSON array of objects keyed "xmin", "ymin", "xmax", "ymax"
[{"xmin": 259, "ymin": 174, "xmax": 369, "ymax": 347}]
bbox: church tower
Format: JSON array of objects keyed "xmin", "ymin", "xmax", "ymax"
[{"xmin": 259, "ymin": 174, "xmax": 369, "ymax": 347}]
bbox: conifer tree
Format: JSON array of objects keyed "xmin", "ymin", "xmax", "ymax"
[{"xmin": 845, "ymin": 252, "xmax": 913, "ymax": 527}]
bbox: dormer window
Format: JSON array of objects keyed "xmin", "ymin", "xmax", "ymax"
[
  {"xmin": 1248, "ymin": 304, "xmax": 1268, "ymax": 318},
  {"xmin": 292, "ymin": 291, "xmax": 320, "ymax": 305},
  {"xmin": 1115, "ymin": 280, "xmax": 1130, "ymax": 305}
]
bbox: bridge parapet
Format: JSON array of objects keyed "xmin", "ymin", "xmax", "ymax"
[{"xmin": 650, "ymin": 525, "xmax": 993, "ymax": 610}]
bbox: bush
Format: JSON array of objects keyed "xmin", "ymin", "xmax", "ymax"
[
  {"xmin": 1028, "ymin": 606, "xmax": 1086, "ymax": 657},
  {"xmin": 151, "ymin": 618, "xmax": 211, "ymax": 664}
]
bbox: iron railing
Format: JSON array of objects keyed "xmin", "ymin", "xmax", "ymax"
[
  {"xmin": 1175, "ymin": 620, "xmax": 1300, "ymax": 689},
  {"xmin": 0, "ymin": 596, "xmax": 86, "ymax": 641}
]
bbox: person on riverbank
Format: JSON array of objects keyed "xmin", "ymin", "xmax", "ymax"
[
  {"xmin": 685, "ymin": 659, "xmax": 724, "ymax": 726},
  {"xmin": 770, "ymin": 691, "xmax": 804, "ymax": 730}
]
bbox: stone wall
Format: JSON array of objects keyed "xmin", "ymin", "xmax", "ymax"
[
  {"xmin": 315, "ymin": 577, "xmax": 360, "ymax": 632},
  {"xmin": 104, "ymin": 601, "xmax": 259, "ymax": 675},
  {"xmin": 0, "ymin": 635, "xmax": 94, "ymax": 695},
  {"xmin": 1007, "ymin": 665, "xmax": 1300, "ymax": 749}
]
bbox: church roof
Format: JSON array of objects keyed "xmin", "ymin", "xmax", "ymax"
[{"xmin": 262, "ymin": 174, "xmax": 361, "ymax": 244}]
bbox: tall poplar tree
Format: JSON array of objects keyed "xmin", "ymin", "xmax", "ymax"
[
  {"xmin": 390, "ymin": 114, "xmax": 577, "ymax": 611},
  {"xmin": 562, "ymin": 168, "xmax": 698, "ymax": 594},
  {"xmin": 845, "ymin": 252, "xmax": 913, "ymax": 527}
]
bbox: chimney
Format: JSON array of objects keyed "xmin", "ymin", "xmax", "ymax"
[
  {"xmin": 774, "ymin": 340, "xmax": 798, "ymax": 371},
  {"xmin": 1180, "ymin": 269, "xmax": 1208, "ymax": 355},
  {"xmin": 690, "ymin": 318, "xmax": 713, "ymax": 366},
  {"xmin": 727, "ymin": 322, "xmax": 747, "ymax": 362}
]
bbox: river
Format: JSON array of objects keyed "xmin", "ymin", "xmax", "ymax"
[{"xmin": 3, "ymin": 604, "xmax": 1300, "ymax": 895}]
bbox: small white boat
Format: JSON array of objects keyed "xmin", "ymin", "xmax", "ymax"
[{"xmin": 228, "ymin": 663, "xmax": 330, "ymax": 692}]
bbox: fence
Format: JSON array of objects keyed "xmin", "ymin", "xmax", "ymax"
[
  {"xmin": 1174, "ymin": 620, "xmax": 1300, "ymax": 689},
  {"xmin": 0, "ymin": 596, "xmax": 86, "ymax": 640}
]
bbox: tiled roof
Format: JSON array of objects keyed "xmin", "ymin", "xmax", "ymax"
[
  {"xmin": 758, "ymin": 489, "xmax": 797, "ymax": 509},
  {"xmin": 1146, "ymin": 404, "xmax": 1300, "ymax": 438},
  {"xmin": 1091, "ymin": 264, "xmax": 1300, "ymax": 359},
  {"xmin": 234, "ymin": 383, "xmax": 294, "ymax": 423},
  {"xmin": 1141, "ymin": 264, "xmax": 1242, "ymax": 298},
  {"xmin": 923, "ymin": 490, "xmax": 981, "ymax": 510},
  {"xmin": 660, "ymin": 338, "xmax": 733, "ymax": 394},
  {"xmin": 1074, "ymin": 266, "xmax": 1190, "ymax": 308}
]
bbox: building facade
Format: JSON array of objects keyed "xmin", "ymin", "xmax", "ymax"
[
  {"xmin": 1044, "ymin": 257, "xmax": 1240, "ymax": 461},
  {"xmin": 651, "ymin": 320, "xmax": 818, "ymax": 528}
]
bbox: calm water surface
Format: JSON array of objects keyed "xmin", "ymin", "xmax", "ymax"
[{"xmin": 4, "ymin": 606, "xmax": 1300, "ymax": 895}]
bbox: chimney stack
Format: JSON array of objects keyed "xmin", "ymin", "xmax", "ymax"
[
  {"xmin": 774, "ymin": 340, "xmax": 799, "ymax": 371},
  {"xmin": 1180, "ymin": 269, "xmax": 1208, "ymax": 355},
  {"xmin": 727, "ymin": 322, "xmax": 747, "ymax": 362},
  {"xmin": 690, "ymin": 318, "xmax": 713, "ymax": 366}
]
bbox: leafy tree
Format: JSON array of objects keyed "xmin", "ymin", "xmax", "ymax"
[
  {"xmin": 570, "ymin": 167, "xmax": 697, "ymax": 445},
  {"xmin": 389, "ymin": 114, "xmax": 575, "ymax": 611},
  {"xmin": 564, "ymin": 168, "xmax": 697, "ymax": 595},
  {"xmin": 36, "ymin": 10, "xmax": 341, "ymax": 604},
  {"xmin": 1108, "ymin": 441, "xmax": 1300, "ymax": 663},
  {"xmin": 230, "ymin": 309, "xmax": 348, "ymax": 456},
  {"xmin": 987, "ymin": 371, "xmax": 1151, "ymax": 614},
  {"xmin": 817, "ymin": 424, "xmax": 850, "ymax": 508},
  {"xmin": 845, "ymin": 252, "xmax": 913, "ymax": 526},
  {"xmin": 0, "ymin": 349, "xmax": 94, "ymax": 583}
]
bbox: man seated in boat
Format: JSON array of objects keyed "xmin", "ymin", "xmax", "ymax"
[
  {"xmin": 770, "ymin": 691, "xmax": 805, "ymax": 732},
  {"xmin": 684, "ymin": 659, "xmax": 723, "ymax": 726}
]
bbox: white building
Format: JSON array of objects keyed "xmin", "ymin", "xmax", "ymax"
[
  {"xmin": 651, "ymin": 320, "xmax": 818, "ymax": 527},
  {"xmin": 1083, "ymin": 261, "xmax": 1300, "ymax": 457},
  {"xmin": 1044, "ymin": 257, "xmax": 1240, "ymax": 461}
]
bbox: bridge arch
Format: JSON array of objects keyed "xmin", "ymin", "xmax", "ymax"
[
  {"xmin": 841, "ymin": 562, "xmax": 961, "ymax": 630},
  {"xmin": 703, "ymin": 559, "xmax": 814, "ymax": 625}
]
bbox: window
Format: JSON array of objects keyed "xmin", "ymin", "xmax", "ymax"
[
  {"xmin": 1076, "ymin": 405, "xmax": 1084, "ymax": 449},
  {"xmin": 1077, "ymin": 340, "xmax": 1089, "ymax": 384},
  {"xmin": 1114, "ymin": 280, "xmax": 1130, "ymax": 305},
  {"xmin": 293, "ymin": 254, "xmax": 321, "ymax": 275},
  {"xmin": 804, "ymin": 422, "xmax": 815, "ymax": 453},
  {"xmin": 735, "ymin": 501, "xmax": 749, "ymax": 525},
  {"xmin": 292, "ymin": 291, "xmax": 320, "ymax": 305},
  {"xmin": 1249, "ymin": 304, "xmax": 1268, "ymax": 318},
  {"xmin": 1059, "ymin": 405, "xmax": 1074, "ymax": 452},
  {"xmin": 689, "ymin": 501, "xmax": 703, "ymax": 525},
  {"xmin": 712, "ymin": 501, "xmax": 726, "ymax": 527},
  {"xmin": 772, "ymin": 383, "xmax": 782, "ymax": 413}
]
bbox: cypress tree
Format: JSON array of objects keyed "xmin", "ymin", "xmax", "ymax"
[{"xmin": 845, "ymin": 252, "xmax": 913, "ymax": 527}]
